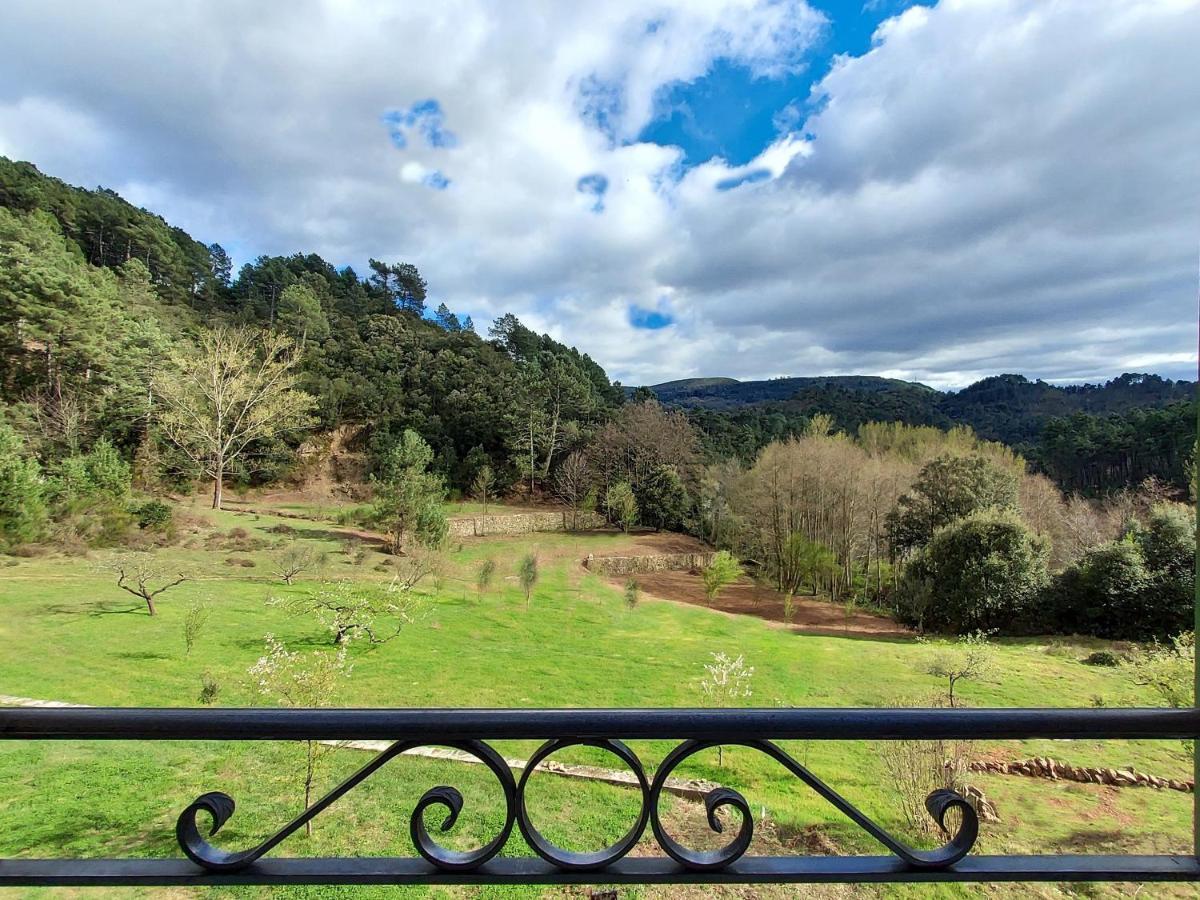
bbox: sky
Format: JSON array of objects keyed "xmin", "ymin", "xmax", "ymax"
[{"xmin": 0, "ymin": 0, "xmax": 1197, "ymax": 389}]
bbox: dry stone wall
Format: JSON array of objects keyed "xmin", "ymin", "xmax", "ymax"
[
  {"xmin": 448, "ymin": 510, "xmax": 606, "ymax": 537},
  {"xmin": 970, "ymin": 757, "xmax": 1193, "ymax": 792},
  {"xmin": 584, "ymin": 552, "xmax": 715, "ymax": 576}
]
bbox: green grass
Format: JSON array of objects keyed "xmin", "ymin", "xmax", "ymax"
[{"xmin": 0, "ymin": 505, "xmax": 1194, "ymax": 898}]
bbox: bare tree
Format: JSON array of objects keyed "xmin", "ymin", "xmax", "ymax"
[
  {"xmin": 154, "ymin": 327, "xmax": 315, "ymax": 509},
  {"xmin": 552, "ymin": 451, "xmax": 593, "ymax": 530},
  {"xmin": 103, "ymin": 553, "xmax": 188, "ymax": 615},
  {"xmin": 26, "ymin": 379, "xmax": 91, "ymax": 456},
  {"xmin": 270, "ymin": 540, "xmax": 328, "ymax": 584}
]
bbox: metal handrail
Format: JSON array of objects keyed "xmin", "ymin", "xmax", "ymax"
[{"xmin": 1, "ymin": 706, "xmax": 1197, "ymax": 886}]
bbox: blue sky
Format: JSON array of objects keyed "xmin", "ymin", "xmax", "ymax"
[
  {"xmin": 2, "ymin": 0, "xmax": 1195, "ymax": 388},
  {"xmin": 640, "ymin": 2, "xmax": 929, "ymax": 169}
]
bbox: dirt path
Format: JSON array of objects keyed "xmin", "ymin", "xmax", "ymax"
[{"xmin": 617, "ymin": 570, "xmax": 911, "ymax": 638}]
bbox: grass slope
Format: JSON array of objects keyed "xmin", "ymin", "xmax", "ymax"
[{"xmin": 0, "ymin": 501, "xmax": 1192, "ymax": 898}]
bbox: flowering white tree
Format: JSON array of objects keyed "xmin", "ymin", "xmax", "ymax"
[
  {"xmin": 248, "ymin": 636, "xmax": 352, "ymax": 831},
  {"xmin": 698, "ymin": 651, "xmax": 754, "ymax": 766},
  {"xmin": 271, "ymin": 575, "xmax": 424, "ymax": 645}
]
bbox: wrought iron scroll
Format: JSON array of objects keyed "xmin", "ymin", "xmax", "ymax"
[{"xmin": 176, "ymin": 738, "xmax": 978, "ymax": 874}]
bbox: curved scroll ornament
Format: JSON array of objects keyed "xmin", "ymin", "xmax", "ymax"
[
  {"xmin": 515, "ymin": 739, "xmax": 650, "ymax": 870},
  {"xmin": 177, "ymin": 740, "xmax": 516, "ymax": 872},
  {"xmin": 649, "ymin": 739, "xmax": 978, "ymax": 871}
]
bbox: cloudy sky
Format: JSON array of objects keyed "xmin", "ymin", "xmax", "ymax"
[{"xmin": 1, "ymin": 0, "xmax": 1196, "ymax": 388}]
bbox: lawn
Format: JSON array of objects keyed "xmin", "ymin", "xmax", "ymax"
[{"xmin": 0, "ymin": 502, "xmax": 1193, "ymax": 898}]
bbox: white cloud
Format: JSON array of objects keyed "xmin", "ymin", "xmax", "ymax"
[{"xmin": 0, "ymin": 0, "xmax": 1196, "ymax": 387}]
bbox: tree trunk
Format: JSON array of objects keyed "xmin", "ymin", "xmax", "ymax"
[
  {"xmin": 145, "ymin": 594, "xmax": 157, "ymax": 616},
  {"xmin": 212, "ymin": 460, "xmax": 223, "ymax": 509}
]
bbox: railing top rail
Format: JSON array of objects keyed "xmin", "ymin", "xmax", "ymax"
[{"xmin": 2, "ymin": 706, "xmax": 1197, "ymax": 741}]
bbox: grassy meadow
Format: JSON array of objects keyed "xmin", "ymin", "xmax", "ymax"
[{"xmin": 0, "ymin": 498, "xmax": 1194, "ymax": 899}]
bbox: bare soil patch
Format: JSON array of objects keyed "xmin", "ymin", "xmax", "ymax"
[{"xmin": 618, "ymin": 570, "xmax": 911, "ymax": 638}]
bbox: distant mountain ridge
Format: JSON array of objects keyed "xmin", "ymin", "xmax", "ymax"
[{"xmin": 635, "ymin": 372, "xmax": 1195, "ymax": 448}]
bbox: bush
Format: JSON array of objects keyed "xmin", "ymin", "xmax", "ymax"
[
  {"xmin": 1049, "ymin": 506, "xmax": 1195, "ymax": 641},
  {"xmin": 133, "ymin": 499, "xmax": 173, "ymax": 530},
  {"xmin": 1083, "ymin": 650, "xmax": 1121, "ymax": 667},
  {"xmin": 1049, "ymin": 540, "xmax": 1152, "ymax": 638},
  {"xmin": 896, "ymin": 509, "xmax": 1048, "ymax": 634}
]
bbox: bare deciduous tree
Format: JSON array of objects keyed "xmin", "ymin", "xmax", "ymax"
[
  {"xmin": 552, "ymin": 451, "xmax": 593, "ymax": 530},
  {"xmin": 103, "ymin": 553, "xmax": 188, "ymax": 615},
  {"xmin": 270, "ymin": 540, "xmax": 328, "ymax": 584},
  {"xmin": 154, "ymin": 327, "xmax": 315, "ymax": 509}
]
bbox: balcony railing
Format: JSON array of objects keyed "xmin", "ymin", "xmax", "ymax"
[{"xmin": 1, "ymin": 707, "xmax": 1199, "ymax": 886}]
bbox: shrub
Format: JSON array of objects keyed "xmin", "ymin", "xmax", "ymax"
[
  {"xmin": 133, "ymin": 499, "xmax": 173, "ymax": 530},
  {"xmin": 702, "ymin": 551, "xmax": 743, "ymax": 603},
  {"xmin": 1083, "ymin": 650, "xmax": 1120, "ymax": 667},
  {"xmin": 1132, "ymin": 504, "xmax": 1196, "ymax": 636},
  {"xmin": 624, "ymin": 578, "xmax": 639, "ymax": 610},
  {"xmin": 518, "ymin": 553, "xmax": 538, "ymax": 608},
  {"xmin": 198, "ymin": 671, "xmax": 221, "ymax": 705},
  {"xmin": 1049, "ymin": 506, "xmax": 1193, "ymax": 642},
  {"xmin": 896, "ymin": 509, "xmax": 1048, "ymax": 634},
  {"xmin": 604, "ymin": 481, "xmax": 638, "ymax": 532},
  {"xmin": 475, "ymin": 558, "xmax": 496, "ymax": 597}
]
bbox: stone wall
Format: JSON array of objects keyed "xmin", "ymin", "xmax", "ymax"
[
  {"xmin": 448, "ymin": 510, "xmax": 606, "ymax": 537},
  {"xmin": 970, "ymin": 757, "xmax": 1194, "ymax": 793},
  {"xmin": 584, "ymin": 551, "xmax": 715, "ymax": 577}
]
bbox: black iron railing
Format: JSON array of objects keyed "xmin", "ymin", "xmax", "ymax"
[{"xmin": 1, "ymin": 707, "xmax": 1198, "ymax": 886}]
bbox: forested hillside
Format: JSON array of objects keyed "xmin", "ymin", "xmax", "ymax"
[
  {"xmin": 642, "ymin": 373, "xmax": 1196, "ymax": 495},
  {"xmin": 0, "ymin": 158, "xmax": 621, "ymax": 494},
  {"xmin": 1, "ymin": 157, "xmax": 1196, "ymax": 643}
]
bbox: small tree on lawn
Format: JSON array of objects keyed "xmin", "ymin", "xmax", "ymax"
[
  {"xmin": 698, "ymin": 652, "xmax": 754, "ymax": 765},
  {"xmin": 182, "ymin": 598, "xmax": 211, "ymax": 656},
  {"xmin": 270, "ymin": 540, "xmax": 328, "ymax": 585},
  {"xmin": 248, "ymin": 636, "xmax": 351, "ymax": 832},
  {"xmin": 103, "ymin": 553, "xmax": 189, "ymax": 615},
  {"xmin": 624, "ymin": 578, "xmax": 639, "ymax": 610},
  {"xmin": 475, "ymin": 558, "xmax": 496, "ymax": 598},
  {"xmin": 518, "ymin": 553, "xmax": 538, "ymax": 609},
  {"xmin": 471, "ymin": 464, "xmax": 496, "ymax": 517},
  {"xmin": 702, "ymin": 551, "xmax": 742, "ymax": 604},
  {"xmin": 925, "ymin": 631, "xmax": 997, "ymax": 707},
  {"xmin": 273, "ymin": 578, "xmax": 424, "ymax": 646},
  {"xmin": 605, "ymin": 481, "xmax": 638, "ymax": 533}
]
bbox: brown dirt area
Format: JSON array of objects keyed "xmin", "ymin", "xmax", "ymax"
[{"xmin": 616, "ymin": 569, "xmax": 911, "ymax": 639}]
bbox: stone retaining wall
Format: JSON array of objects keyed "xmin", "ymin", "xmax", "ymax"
[
  {"xmin": 970, "ymin": 757, "xmax": 1193, "ymax": 793},
  {"xmin": 448, "ymin": 510, "xmax": 606, "ymax": 537},
  {"xmin": 584, "ymin": 551, "xmax": 715, "ymax": 576}
]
